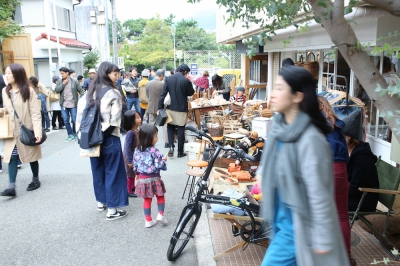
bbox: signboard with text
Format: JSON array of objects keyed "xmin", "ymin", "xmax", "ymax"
[{"xmin": 190, "ymin": 63, "xmax": 198, "ymax": 76}]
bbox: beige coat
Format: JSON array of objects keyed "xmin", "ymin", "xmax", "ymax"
[
  {"xmin": 0, "ymin": 87, "xmax": 42, "ymax": 163},
  {"xmin": 145, "ymin": 77, "xmax": 164, "ymax": 115}
]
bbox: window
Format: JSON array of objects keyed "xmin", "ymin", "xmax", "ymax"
[
  {"xmin": 50, "ymin": 5, "xmax": 75, "ymax": 32},
  {"xmin": 249, "ymin": 57, "xmax": 268, "ymax": 84},
  {"xmin": 14, "ymin": 0, "xmax": 44, "ymax": 26}
]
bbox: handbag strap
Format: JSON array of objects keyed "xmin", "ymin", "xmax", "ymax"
[{"xmin": 8, "ymin": 93, "xmax": 21, "ymax": 123}]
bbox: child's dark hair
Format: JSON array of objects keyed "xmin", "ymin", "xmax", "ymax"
[
  {"xmin": 138, "ymin": 124, "xmax": 158, "ymax": 152},
  {"xmin": 123, "ymin": 110, "xmax": 138, "ymax": 132}
]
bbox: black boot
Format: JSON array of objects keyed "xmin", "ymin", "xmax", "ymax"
[{"xmin": 177, "ymin": 152, "xmax": 187, "ymax": 158}]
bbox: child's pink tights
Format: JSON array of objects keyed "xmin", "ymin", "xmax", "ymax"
[{"xmin": 143, "ymin": 195, "xmax": 165, "ymax": 221}]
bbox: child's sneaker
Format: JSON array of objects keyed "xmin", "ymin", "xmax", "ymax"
[
  {"xmin": 145, "ymin": 219, "xmax": 157, "ymax": 228},
  {"xmin": 106, "ymin": 210, "xmax": 128, "ymax": 221},
  {"xmin": 156, "ymin": 213, "xmax": 168, "ymax": 225}
]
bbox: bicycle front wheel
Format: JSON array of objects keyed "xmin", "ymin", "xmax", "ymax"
[{"xmin": 167, "ymin": 204, "xmax": 202, "ymax": 261}]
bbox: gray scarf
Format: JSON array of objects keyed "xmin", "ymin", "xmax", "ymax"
[{"xmin": 260, "ymin": 111, "xmax": 312, "ymax": 224}]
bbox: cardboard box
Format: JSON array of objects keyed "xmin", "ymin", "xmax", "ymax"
[
  {"xmin": 184, "ymin": 142, "xmax": 202, "ymax": 154},
  {"xmin": 252, "ymin": 117, "xmax": 272, "ymax": 138}
]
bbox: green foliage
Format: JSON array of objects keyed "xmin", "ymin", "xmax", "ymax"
[
  {"xmin": 83, "ymin": 48, "xmax": 100, "ymax": 70},
  {"xmin": 108, "ymin": 19, "xmax": 126, "ymax": 43},
  {"xmin": 121, "ymin": 16, "xmax": 173, "ymax": 67},
  {"xmin": 118, "ymin": 15, "xmax": 231, "ymax": 68},
  {"xmin": 0, "ymin": 0, "xmax": 23, "ymax": 42},
  {"xmin": 123, "ymin": 18, "xmax": 147, "ymax": 40}
]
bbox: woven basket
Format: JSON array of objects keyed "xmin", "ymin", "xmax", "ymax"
[
  {"xmin": 207, "ymin": 123, "xmax": 224, "ymax": 137},
  {"xmin": 295, "ymin": 55, "xmax": 304, "ymax": 66},
  {"xmin": 302, "ymin": 53, "xmax": 319, "ymax": 80},
  {"xmin": 223, "ymin": 120, "xmax": 242, "ymax": 134}
]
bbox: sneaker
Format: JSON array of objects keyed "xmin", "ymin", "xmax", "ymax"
[
  {"xmin": 27, "ymin": 181, "xmax": 41, "ymax": 191},
  {"xmin": 106, "ymin": 210, "xmax": 128, "ymax": 221},
  {"xmin": 97, "ymin": 204, "xmax": 107, "ymax": 212},
  {"xmin": 164, "ymin": 142, "xmax": 170, "ymax": 148},
  {"xmin": 145, "ymin": 219, "xmax": 157, "ymax": 228},
  {"xmin": 45, "ymin": 128, "xmax": 50, "ymax": 133},
  {"xmin": 65, "ymin": 135, "xmax": 74, "ymax": 142},
  {"xmin": 1, "ymin": 188, "xmax": 16, "ymax": 197},
  {"xmin": 128, "ymin": 192, "xmax": 138, "ymax": 197},
  {"xmin": 168, "ymin": 148, "xmax": 174, "ymax": 157},
  {"xmin": 0, "ymin": 169, "xmax": 2, "ymax": 173},
  {"xmin": 52, "ymin": 127, "xmax": 59, "ymax": 130},
  {"xmin": 156, "ymin": 213, "xmax": 168, "ymax": 225},
  {"xmin": 60, "ymin": 126, "xmax": 66, "ymax": 129},
  {"xmin": 73, "ymin": 134, "xmax": 78, "ymax": 141}
]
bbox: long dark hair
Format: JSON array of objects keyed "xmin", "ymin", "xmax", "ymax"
[
  {"xmin": 6, "ymin": 63, "xmax": 31, "ymax": 102},
  {"xmin": 280, "ymin": 66, "xmax": 331, "ymax": 135},
  {"xmin": 29, "ymin": 76, "xmax": 41, "ymax": 95},
  {"xmin": 212, "ymin": 74, "xmax": 223, "ymax": 88},
  {"xmin": 123, "ymin": 110, "xmax": 139, "ymax": 153},
  {"xmin": 88, "ymin": 61, "xmax": 120, "ymax": 106},
  {"xmin": 137, "ymin": 124, "xmax": 158, "ymax": 152}
]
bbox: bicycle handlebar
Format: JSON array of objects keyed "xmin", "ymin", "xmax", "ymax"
[{"xmin": 185, "ymin": 125, "xmax": 256, "ymax": 162}]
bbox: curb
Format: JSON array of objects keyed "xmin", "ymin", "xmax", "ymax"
[{"xmin": 195, "ymin": 204, "xmax": 217, "ymax": 266}]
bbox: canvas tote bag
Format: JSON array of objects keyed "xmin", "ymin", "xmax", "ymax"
[{"xmin": 0, "ymin": 112, "xmax": 13, "ymax": 139}]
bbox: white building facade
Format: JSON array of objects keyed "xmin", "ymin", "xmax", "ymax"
[{"xmin": 14, "ymin": 0, "xmax": 92, "ymax": 87}]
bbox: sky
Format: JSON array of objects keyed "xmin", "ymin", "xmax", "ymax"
[{"xmin": 113, "ymin": 0, "xmax": 218, "ymax": 23}]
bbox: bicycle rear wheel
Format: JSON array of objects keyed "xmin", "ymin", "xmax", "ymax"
[{"xmin": 167, "ymin": 204, "xmax": 202, "ymax": 261}]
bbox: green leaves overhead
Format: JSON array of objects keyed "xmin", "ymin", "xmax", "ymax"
[{"xmin": 0, "ymin": 0, "xmax": 23, "ymax": 42}]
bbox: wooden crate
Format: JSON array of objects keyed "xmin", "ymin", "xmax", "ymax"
[{"xmin": 223, "ymin": 120, "xmax": 242, "ymax": 134}]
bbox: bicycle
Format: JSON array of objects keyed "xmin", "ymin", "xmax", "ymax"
[{"xmin": 166, "ymin": 125, "xmax": 270, "ymax": 261}]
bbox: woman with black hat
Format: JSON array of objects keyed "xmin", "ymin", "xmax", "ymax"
[{"xmin": 342, "ymin": 109, "xmax": 379, "ymax": 212}]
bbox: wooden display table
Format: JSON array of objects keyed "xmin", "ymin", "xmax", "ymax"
[{"xmin": 190, "ymin": 103, "xmax": 230, "ymax": 130}]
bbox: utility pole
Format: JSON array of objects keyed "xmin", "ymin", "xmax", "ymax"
[
  {"xmin": 110, "ymin": 0, "xmax": 118, "ymax": 66},
  {"xmin": 171, "ymin": 25, "xmax": 176, "ymax": 70}
]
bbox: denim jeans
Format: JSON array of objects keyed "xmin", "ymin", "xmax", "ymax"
[
  {"xmin": 61, "ymin": 106, "xmax": 77, "ymax": 136},
  {"xmin": 126, "ymin": 97, "xmax": 141, "ymax": 113},
  {"xmin": 90, "ymin": 136, "xmax": 128, "ymax": 208},
  {"xmin": 42, "ymin": 111, "xmax": 51, "ymax": 129}
]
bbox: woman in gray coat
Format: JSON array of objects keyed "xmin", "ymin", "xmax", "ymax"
[{"xmin": 259, "ymin": 66, "xmax": 349, "ymax": 266}]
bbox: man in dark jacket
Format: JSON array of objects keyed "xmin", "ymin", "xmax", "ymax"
[
  {"xmin": 158, "ymin": 64, "xmax": 194, "ymax": 158},
  {"xmin": 126, "ymin": 67, "xmax": 141, "ymax": 112}
]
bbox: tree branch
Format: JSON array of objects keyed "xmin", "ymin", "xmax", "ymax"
[
  {"xmin": 364, "ymin": 0, "xmax": 400, "ymax": 17},
  {"xmin": 309, "ymin": 0, "xmax": 400, "ymax": 143}
]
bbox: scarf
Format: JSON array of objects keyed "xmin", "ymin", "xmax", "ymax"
[{"xmin": 260, "ymin": 111, "xmax": 312, "ymax": 224}]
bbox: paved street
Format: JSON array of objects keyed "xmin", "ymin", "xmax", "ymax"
[{"xmin": 0, "ymin": 129, "xmax": 210, "ymax": 266}]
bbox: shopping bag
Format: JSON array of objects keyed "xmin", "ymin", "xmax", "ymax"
[
  {"xmin": 79, "ymin": 145, "xmax": 100, "ymax": 157},
  {"xmin": 0, "ymin": 114, "xmax": 13, "ymax": 139}
]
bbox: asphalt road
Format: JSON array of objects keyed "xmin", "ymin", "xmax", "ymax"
[{"xmin": 0, "ymin": 129, "xmax": 214, "ymax": 266}]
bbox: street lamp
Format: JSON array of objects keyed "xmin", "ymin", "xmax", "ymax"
[{"xmin": 171, "ymin": 24, "xmax": 176, "ymax": 70}]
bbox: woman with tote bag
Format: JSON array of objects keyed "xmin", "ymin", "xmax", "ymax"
[{"xmin": 0, "ymin": 63, "xmax": 43, "ymax": 197}]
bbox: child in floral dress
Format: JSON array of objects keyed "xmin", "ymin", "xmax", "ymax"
[
  {"xmin": 134, "ymin": 124, "xmax": 167, "ymax": 228},
  {"xmin": 123, "ymin": 110, "xmax": 141, "ymax": 197}
]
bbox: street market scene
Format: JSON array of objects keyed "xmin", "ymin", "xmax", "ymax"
[{"xmin": 1, "ymin": 0, "xmax": 400, "ymax": 265}]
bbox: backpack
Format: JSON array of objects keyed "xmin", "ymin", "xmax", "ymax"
[
  {"xmin": 37, "ymin": 93, "xmax": 47, "ymax": 113},
  {"xmin": 77, "ymin": 87, "xmax": 111, "ymax": 149},
  {"xmin": 138, "ymin": 84, "xmax": 148, "ymax": 104}
]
